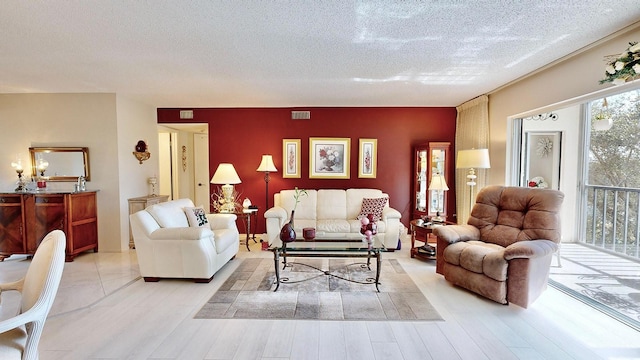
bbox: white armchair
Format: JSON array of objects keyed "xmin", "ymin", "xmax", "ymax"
[
  {"xmin": 0, "ymin": 230, "xmax": 66, "ymax": 360},
  {"xmin": 130, "ymin": 198, "xmax": 239, "ymax": 283}
]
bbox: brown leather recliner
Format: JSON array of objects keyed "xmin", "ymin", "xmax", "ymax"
[{"xmin": 433, "ymin": 185, "xmax": 564, "ymax": 308}]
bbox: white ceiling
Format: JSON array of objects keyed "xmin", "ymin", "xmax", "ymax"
[{"xmin": 2, "ymin": 1, "xmax": 640, "ymax": 108}]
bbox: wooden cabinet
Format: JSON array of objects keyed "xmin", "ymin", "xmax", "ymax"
[
  {"xmin": 412, "ymin": 142, "xmax": 451, "ymax": 220},
  {"xmin": 0, "ymin": 194, "xmax": 26, "ymax": 256},
  {"xmin": 128, "ymin": 195, "xmax": 169, "ymax": 248},
  {"xmin": 0, "ymin": 191, "xmax": 98, "ymax": 262}
]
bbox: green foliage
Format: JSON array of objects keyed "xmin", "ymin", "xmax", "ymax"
[{"xmin": 589, "ymin": 90, "xmax": 640, "ymax": 188}]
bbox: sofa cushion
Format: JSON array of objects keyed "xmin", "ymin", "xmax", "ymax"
[
  {"xmin": 147, "ymin": 199, "xmax": 193, "ymax": 228},
  {"xmin": 357, "ymin": 197, "xmax": 387, "ymax": 222},
  {"xmin": 317, "ymin": 189, "xmax": 347, "ymax": 220},
  {"xmin": 184, "ymin": 206, "xmax": 209, "ymax": 227},
  {"xmin": 279, "ymin": 190, "xmax": 317, "ymax": 220},
  {"xmin": 443, "ymin": 240, "xmax": 508, "ymax": 282},
  {"xmin": 317, "ymin": 219, "xmax": 350, "ymax": 233},
  {"xmin": 346, "ymin": 189, "xmax": 386, "ymax": 219}
]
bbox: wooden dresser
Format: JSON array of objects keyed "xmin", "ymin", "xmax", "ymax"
[
  {"xmin": 0, "ymin": 191, "xmax": 98, "ymax": 262},
  {"xmin": 128, "ymin": 195, "xmax": 169, "ymax": 248}
]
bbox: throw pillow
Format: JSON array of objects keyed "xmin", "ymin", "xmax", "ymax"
[
  {"xmin": 184, "ymin": 206, "xmax": 209, "ymax": 228},
  {"xmin": 357, "ymin": 197, "xmax": 387, "ymax": 222}
]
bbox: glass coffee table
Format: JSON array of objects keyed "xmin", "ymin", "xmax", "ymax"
[{"xmin": 272, "ymin": 234, "xmax": 386, "ymax": 292}]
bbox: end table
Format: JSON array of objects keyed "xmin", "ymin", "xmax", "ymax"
[{"xmin": 410, "ymin": 219, "xmax": 451, "ymax": 260}]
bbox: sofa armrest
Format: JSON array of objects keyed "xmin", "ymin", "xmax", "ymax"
[
  {"xmin": 148, "ymin": 227, "xmax": 213, "ymax": 241},
  {"xmin": 265, "ymin": 206, "xmax": 287, "ymax": 221},
  {"xmin": 381, "ymin": 207, "xmax": 401, "ymax": 220},
  {"xmin": 432, "ymin": 225, "xmax": 479, "ymax": 244},
  {"xmin": 504, "ymin": 240, "xmax": 558, "ymax": 260},
  {"xmin": 207, "ymin": 213, "xmax": 238, "ymax": 230}
]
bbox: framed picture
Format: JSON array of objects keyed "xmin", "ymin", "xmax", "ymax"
[
  {"xmin": 358, "ymin": 138, "xmax": 377, "ymax": 178},
  {"xmin": 522, "ymin": 131, "xmax": 562, "ymax": 190},
  {"xmin": 309, "ymin": 137, "xmax": 350, "ymax": 179},
  {"xmin": 282, "ymin": 139, "xmax": 301, "ymax": 178}
]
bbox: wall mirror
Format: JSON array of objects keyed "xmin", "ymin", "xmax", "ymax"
[{"xmin": 29, "ymin": 147, "xmax": 90, "ymax": 181}]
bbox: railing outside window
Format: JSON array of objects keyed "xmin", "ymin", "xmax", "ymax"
[{"xmin": 585, "ymin": 185, "xmax": 640, "ymax": 259}]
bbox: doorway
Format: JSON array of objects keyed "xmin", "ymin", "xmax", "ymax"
[{"xmin": 157, "ymin": 124, "xmax": 209, "ymax": 207}]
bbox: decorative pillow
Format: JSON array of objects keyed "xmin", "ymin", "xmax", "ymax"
[
  {"xmin": 184, "ymin": 206, "xmax": 209, "ymax": 228},
  {"xmin": 357, "ymin": 197, "xmax": 387, "ymax": 222}
]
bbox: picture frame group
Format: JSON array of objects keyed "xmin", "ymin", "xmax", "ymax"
[{"xmin": 281, "ymin": 137, "xmax": 377, "ymax": 179}]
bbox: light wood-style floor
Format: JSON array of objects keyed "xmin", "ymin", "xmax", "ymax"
[{"xmin": 1, "ymin": 236, "xmax": 639, "ymax": 360}]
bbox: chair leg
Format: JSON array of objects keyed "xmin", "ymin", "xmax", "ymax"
[{"xmin": 556, "ymin": 243, "xmax": 562, "ymax": 268}]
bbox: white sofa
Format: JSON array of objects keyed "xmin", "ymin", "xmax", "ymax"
[
  {"xmin": 264, "ymin": 189, "xmax": 402, "ymax": 249},
  {"xmin": 130, "ymin": 198, "xmax": 239, "ymax": 283}
]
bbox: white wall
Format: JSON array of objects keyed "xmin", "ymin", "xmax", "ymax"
[
  {"xmin": 522, "ymin": 105, "xmax": 580, "ymax": 242},
  {"xmin": 116, "ymin": 94, "xmax": 159, "ymax": 251},
  {"xmin": 489, "ymin": 25, "xmax": 640, "ymax": 185},
  {"xmin": 0, "ymin": 93, "xmax": 157, "ymax": 253}
]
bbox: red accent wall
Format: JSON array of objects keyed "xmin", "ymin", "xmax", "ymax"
[{"xmin": 157, "ymin": 107, "xmax": 457, "ymax": 234}]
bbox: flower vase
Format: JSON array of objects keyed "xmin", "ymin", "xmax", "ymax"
[{"xmin": 280, "ymin": 210, "xmax": 296, "ymax": 243}]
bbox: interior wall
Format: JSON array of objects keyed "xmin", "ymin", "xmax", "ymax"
[
  {"xmin": 489, "ymin": 25, "xmax": 640, "ymax": 186},
  {"xmin": 158, "ymin": 107, "xmax": 458, "ymax": 233},
  {"xmin": 522, "ymin": 105, "xmax": 580, "ymax": 242},
  {"xmin": 0, "ymin": 93, "xmax": 122, "ymax": 252},
  {"xmin": 116, "ymin": 95, "xmax": 159, "ymax": 251}
]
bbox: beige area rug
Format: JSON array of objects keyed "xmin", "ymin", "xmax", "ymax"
[{"xmin": 195, "ymin": 258, "xmax": 442, "ymax": 321}]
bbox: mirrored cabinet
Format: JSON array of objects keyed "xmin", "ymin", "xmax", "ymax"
[{"xmin": 412, "ymin": 142, "xmax": 450, "ymax": 220}]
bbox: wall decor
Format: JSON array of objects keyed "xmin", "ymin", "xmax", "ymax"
[
  {"xmin": 282, "ymin": 139, "xmax": 301, "ymax": 178},
  {"xmin": 309, "ymin": 137, "xmax": 350, "ymax": 179},
  {"xmin": 182, "ymin": 146, "xmax": 187, "ymax": 171},
  {"xmin": 358, "ymin": 138, "xmax": 377, "ymax": 178},
  {"xmin": 523, "ymin": 131, "xmax": 562, "ymax": 190}
]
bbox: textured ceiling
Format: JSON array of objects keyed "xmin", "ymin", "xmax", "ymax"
[{"xmin": 1, "ymin": 1, "xmax": 640, "ymax": 108}]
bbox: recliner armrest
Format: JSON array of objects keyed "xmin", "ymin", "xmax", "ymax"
[
  {"xmin": 504, "ymin": 240, "xmax": 557, "ymax": 260},
  {"xmin": 432, "ymin": 225, "xmax": 479, "ymax": 244},
  {"xmin": 207, "ymin": 213, "xmax": 238, "ymax": 230},
  {"xmin": 149, "ymin": 227, "xmax": 213, "ymax": 241}
]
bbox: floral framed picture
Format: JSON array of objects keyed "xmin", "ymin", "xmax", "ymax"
[
  {"xmin": 282, "ymin": 139, "xmax": 301, "ymax": 178},
  {"xmin": 309, "ymin": 137, "xmax": 350, "ymax": 179},
  {"xmin": 358, "ymin": 138, "xmax": 377, "ymax": 178}
]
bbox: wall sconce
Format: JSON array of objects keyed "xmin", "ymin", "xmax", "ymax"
[{"xmin": 133, "ymin": 140, "xmax": 151, "ymax": 164}]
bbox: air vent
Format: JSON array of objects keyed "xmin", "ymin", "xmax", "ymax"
[
  {"xmin": 179, "ymin": 110, "xmax": 194, "ymax": 119},
  {"xmin": 291, "ymin": 111, "xmax": 311, "ymax": 120}
]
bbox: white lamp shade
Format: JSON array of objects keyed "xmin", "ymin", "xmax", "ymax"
[
  {"xmin": 210, "ymin": 163, "xmax": 241, "ymax": 184},
  {"xmin": 256, "ymin": 154, "xmax": 277, "ymax": 172},
  {"xmin": 428, "ymin": 174, "xmax": 449, "ymax": 191},
  {"xmin": 456, "ymin": 149, "xmax": 491, "ymax": 169}
]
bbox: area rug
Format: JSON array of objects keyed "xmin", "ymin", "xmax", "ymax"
[{"xmin": 195, "ymin": 258, "xmax": 442, "ymax": 321}]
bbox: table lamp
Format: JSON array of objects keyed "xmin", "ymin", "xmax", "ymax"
[
  {"xmin": 210, "ymin": 163, "xmax": 241, "ymax": 213},
  {"xmin": 256, "ymin": 154, "xmax": 277, "ymax": 209},
  {"xmin": 428, "ymin": 172, "xmax": 449, "ymax": 222},
  {"xmin": 10, "ymin": 156, "xmax": 25, "ymax": 192}
]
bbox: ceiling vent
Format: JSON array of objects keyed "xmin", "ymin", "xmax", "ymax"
[
  {"xmin": 179, "ymin": 110, "xmax": 194, "ymax": 119},
  {"xmin": 291, "ymin": 111, "xmax": 310, "ymax": 120}
]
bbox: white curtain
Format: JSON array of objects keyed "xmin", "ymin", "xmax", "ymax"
[{"xmin": 455, "ymin": 95, "xmax": 490, "ymax": 224}]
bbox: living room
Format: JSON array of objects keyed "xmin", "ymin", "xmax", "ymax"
[{"xmin": 2, "ymin": 3, "xmax": 640, "ymax": 359}]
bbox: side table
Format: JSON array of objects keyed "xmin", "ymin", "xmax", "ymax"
[
  {"xmin": 410, "ymin": 219, "xmax": 452, "ymax": 260},
  {"xmin": 232, "ymin": 208, "xmax": 258, "ymax": 251}
]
